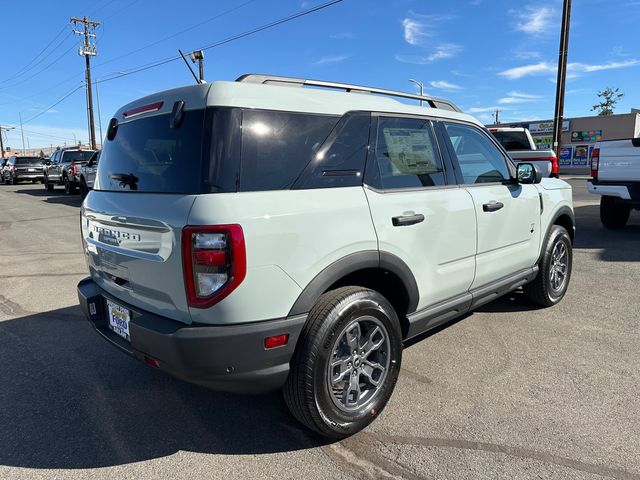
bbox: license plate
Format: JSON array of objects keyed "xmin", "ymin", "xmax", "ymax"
[
  {"xmin": 106, "ymin": 299, "xmax": 131, "ymax": 342},
  {"xmin": 28, "ymin": 168, "xmax": 35, "ymax": 172}
]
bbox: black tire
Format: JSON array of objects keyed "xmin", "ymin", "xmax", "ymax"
[
  {"xmin": 283, "ymin": 286, "xmax": 402, "ymax": 438},
  {"xmin": 11, "ymin": 176, "xmax": 18, "ymax": 185},
  {"xmin": 79, "ymin": 178, "xmax": 89, "ymax": 199},
  {"xmin": 63, "ymin": 176, "xmax": 77, "ymax": 195},
  {"xmin": 523, "ymin": 225, "xmax": 572, "ymax": 307},
  {"xmin": 600, "ymin": 196, "xmax": 630, "ymax": 229},
  {"xmin": 44, "ymin": 176, "xmax": 54, "ymax": 191}
]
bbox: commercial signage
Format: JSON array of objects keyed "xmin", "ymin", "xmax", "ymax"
[
  {"xmin": 573, "ymin": 145, "xmax": 589, "ymax": 165},
  {"xmin": 571, "ymin": 130, "xmax": 602, "ymax": 143},
  {"xmin": 529, "ymin": 121, "xmax": 570, "ymax": 134},
  {"xmin": 559, "ymin": 146, "xmax": 573, "ymax": 166},
  {"xmin": 533, "ymin": 136, "xmax": 553, "ymax": 150}
]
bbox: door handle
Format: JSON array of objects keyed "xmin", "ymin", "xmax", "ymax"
[
  {"xmin": 483, "ymin": 201, "xmax": 504, "ymax": 212},
  {"xmin": 392, "ymin": 213, "xmax": 425, "ymax": 227}
]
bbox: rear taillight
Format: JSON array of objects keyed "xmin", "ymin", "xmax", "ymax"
[
  {"xmin": 590, "ymin": 148, "xmax": 600, "ymax": 179},
  {"xmin": 11, "ymin": 165, "xmax": 16, "ymax": 172},
  {"xmin": 550, "ymin": 156, "xmax": 559, "ymax": 177},
  {"xmin": 182, "ymin": 225, "xmax": 246, "ymax": 309},
  {"xmin": 69, "ymin": 164, "xmax": 77, "ymax": 176}
]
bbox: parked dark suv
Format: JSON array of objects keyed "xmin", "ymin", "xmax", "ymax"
[
  {"xmin": 44, "ymin": 148, "xmax": 95, "ymax": 195},
  {"xmin": 1, "ymin": 156, "xmax": 46, "ymax": 184}
]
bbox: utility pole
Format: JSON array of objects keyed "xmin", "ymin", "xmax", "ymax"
[
  {"xmin": 0, "ymin": 125, "xmax": 5, "ymax": 158},
  {"xmin": 19, "ymin": 113, "xmax": 26, "ymax": 154},
  {"xmin": 71, "ymin": 16, "xmax": 100, "ymax": 150},
  {"xmin": 552, "ymin": 0, "xmax": 572, "ymax": 155},
  {"xmin": 494, "ymin": 109, "xmax": 501, "ymax": 125},
  {"xmin": 408, "ymin": 79, "xmax": 424, "ymax": 106}
]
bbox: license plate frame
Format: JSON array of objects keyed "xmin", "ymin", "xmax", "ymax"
[{"xmin": 106, "ymin": 299, "xmax": 131, "ymax": 342}]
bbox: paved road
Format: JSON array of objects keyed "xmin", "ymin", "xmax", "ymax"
[{"xmin": 0, "ymin": 178, "xmax": 639, "ymax": 479}]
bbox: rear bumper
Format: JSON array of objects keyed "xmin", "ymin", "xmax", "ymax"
[
  {"xmin": 77, "ymin": 277, "xmax": 306, "ymax": 394},
  {"xmin": 14, "ymin": 173, "xmax": 44, "ymax": 181},
  {"xmin": 587, "ymin": 180, "xmax": 640, "ymax": 201}
]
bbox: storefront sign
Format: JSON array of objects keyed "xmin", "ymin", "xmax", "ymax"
[
  {"xmin": 559, "ymin": 147, "xmax": 573, "ymax": 166},
  {"xmin": 533, "ymin": 136, "xmax": 553, "ymax": 150},
  {"xmin": 571, "ymin": 130, "xmax": 602, "ymax": 143},
  {"xmin": 529, "ymin": 121, "xmax": 570, "ymax": 134},
  {"xmin": 573, "ymin": 145, "xmax": 589, "ymax": 165}
]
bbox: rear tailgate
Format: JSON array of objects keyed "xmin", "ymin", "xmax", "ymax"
[
  {"xmin": 81, "ymin": 83, "xmax": 212, "ymax": 325},
  {"xmin": 82, "ymin": 194, "xmax": 196, "ymax": 323},
  {"xmin": 597, "ymin": 139, "xmax": 640, "ymax": 182}
]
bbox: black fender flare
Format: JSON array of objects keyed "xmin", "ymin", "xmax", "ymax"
[
  {"xmin": 288, "ymin": 250, "xmax": 419, "ymax": 316},
  {"xmin": 537, "ymin": 206, "xmax": 575, "ymax": 264}
]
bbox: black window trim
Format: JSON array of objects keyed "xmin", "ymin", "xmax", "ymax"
[
  {"xmin": 364, "ymin": 112, "xmax": 452, "ymax": 193},
  {"xmin": 439, "ymin": 119, "xmax": 517, "ymax": 187}
]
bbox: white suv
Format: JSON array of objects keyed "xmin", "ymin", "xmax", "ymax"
[{"xmin": 77, "ymin": 74, "xmax": 574, "ymax": 438}]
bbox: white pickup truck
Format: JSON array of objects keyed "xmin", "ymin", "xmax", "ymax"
[
  {"xmin": 587, "ymin": 138, "xmax": 640, "ymax": 228},
  {"xmin": 489, "ymin": 127, "xmax": 558, "ymax": 177}
]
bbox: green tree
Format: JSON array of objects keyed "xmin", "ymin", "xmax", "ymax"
[{"xmin": 591, "ymin": 87, "xmax": 624, "ymax": 116}]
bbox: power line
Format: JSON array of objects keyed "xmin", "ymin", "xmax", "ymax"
[
  {"xmin": 19, "ymin": 86, "xmax": 83, "ymax": 126},
  {"xmin": 94, "ymin": 0, "xmax": 259, "ymax": 70},
  {"xmin": 96, "ymin": 0, "xmax": 343, "ymax": 86},
  {"xmin": 102, "ymin": 0, "xmax": 142, "ymax": 21},
  {"xmin": 0, "ymin": 25, "xmax": 69, "ymax": 84}
]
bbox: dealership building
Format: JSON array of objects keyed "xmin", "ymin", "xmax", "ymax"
[{"xmin": 487, "ymin": 109, "xmax": 640, "ymax": 175}]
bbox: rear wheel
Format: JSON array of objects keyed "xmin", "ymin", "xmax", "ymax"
[
  {"xmin": 600, "ymin": 196, "xmax": 630, "ymax": 229},
  {"xmin": 523, "ymin": 225, "xmax": 572, "ymax": 307},
  {"xmin": 11, "ymin": 176, "xmax": 18, "ymax": 185},
  {"xmin": 63, "ymin": 176, "xmax": 77, "ymax": 195},
  {"xmin": 283, "ymin": 286, "xmax": 402, "ymax": 438}
]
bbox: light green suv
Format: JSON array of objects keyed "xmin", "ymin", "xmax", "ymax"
[{"xmin": 77, "ymin": 74, "xmax": 574, "ymax": 438}]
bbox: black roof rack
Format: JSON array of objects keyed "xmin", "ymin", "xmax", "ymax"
[{"xmin": 236, "ymin": 74, "xmax": 462, "ymax": 113}]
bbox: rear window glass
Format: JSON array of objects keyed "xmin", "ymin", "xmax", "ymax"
[
  {"xmin": 61, "ymin": 151, "xmax": 95, "ymax": 163},
  {"xmin": 240, "ymin": 110, "xmax": 338, "ymax": 191},
  {"xmin": 16, "ymin": 157, "xmax": 42, "ymax": 165},
  {"xmin": 95, "ymin": 110, "xmax": 204, "ymax": 193},
  {"xmin": 490, "ymin": 131, "xmax": 531, "ymax": 151}
]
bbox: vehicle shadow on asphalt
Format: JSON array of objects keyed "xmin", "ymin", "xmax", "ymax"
[
  {"xmin": 0, "ymin": 306, "xmax": 328, "ymax": 469},
  {"xmin": 573, "ymin": 204, "xmax": 640, "ymax": 262},
  {"xmin": 13, "ymin": 187, "xmax": 83, "ymax": 207}
]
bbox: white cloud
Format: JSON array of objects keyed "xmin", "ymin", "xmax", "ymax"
[
  {"xmin": 467, "ymin": 106, "xmax": 503, "ymax": 113},
  {"xmin": 429, "ymin": 80, "xmax": 463, "ymax": 91},
  {"xmin": 395, "ymin": 43, "xmax": 463, "ymax": 64},
  {"xmin": 499, "ymin": 59, "xmax": 640, "ymax": 79},
  {"xmin": 400, "ymin": 12, "xmax": 454, "ymax": 46},
  {"xmin": 499, "ymin": 61, "xmax": 556, "ymax": 79},
  {"xmin": 498, "ymin": 91, "xmax": 543, "ymax": 104},
  {"xmin": 314, "ymin": 54, "xmax": 351, "ymax": 65},
  {"xmin": 512, "ymin": 6, "xmax": 556, "ymax": 35}
]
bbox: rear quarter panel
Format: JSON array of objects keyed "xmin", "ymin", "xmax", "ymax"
[{"xmin": 187, "ymin": 187, "xmax": 377, "ymax": 324}]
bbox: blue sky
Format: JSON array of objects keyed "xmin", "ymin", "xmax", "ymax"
[{"xmin": 1, "ymin": 0, "xmax": 639, "ymax": 149}]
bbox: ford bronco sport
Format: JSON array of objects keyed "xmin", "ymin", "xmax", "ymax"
[{"xmin": 77, "ymin": 74, "xmax": 574, "ymax": 438}]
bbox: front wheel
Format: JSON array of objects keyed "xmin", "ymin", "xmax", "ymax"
[
  {"xmin": 11, "ymin": 176, "xmax": 18, "ymax": 185},
  {"xmin": 523, "ymin": 225, "xmax": 572, "ymax": 307},
  {"xmin": 283, "ymin": 286, "xmax": 402, "ymax": 438},
  {"xmin": 44, "ymin": 176, "xmax": 54, "ymax": 191},
  {"xmin": 79, "ymin": 178, "xmax": 89, "ymax": 199}
]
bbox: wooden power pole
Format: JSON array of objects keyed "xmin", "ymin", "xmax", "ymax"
[
  {"xmin": 552, "ymin": 0, "xmax": 572, "ymax": 155},
  {"xmin": 71, "ymin": 16, "xmax": 100, "ymax": 150}
]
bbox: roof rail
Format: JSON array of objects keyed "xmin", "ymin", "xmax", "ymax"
[{"xmin": 235, "ymin": 74, "xmax": 462, "ymax": 113}]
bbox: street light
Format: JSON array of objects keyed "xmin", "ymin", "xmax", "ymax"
[{"xmin": 409, "ymin": 79, "xmax": 424, "ymax": 106}]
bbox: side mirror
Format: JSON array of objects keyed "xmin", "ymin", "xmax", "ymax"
[{"xmin": 516, "ymin": 163, "xmax": 540, "ymax": 184}]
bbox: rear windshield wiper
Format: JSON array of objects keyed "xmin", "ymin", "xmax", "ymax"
[{"xmin": 110, "ymin": 173, "xmax": 139, "ymax": 191}]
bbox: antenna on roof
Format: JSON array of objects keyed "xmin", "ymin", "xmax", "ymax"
[{"xmin": 178, "ymin": 49, "xmax": 200, "ymax": 85}]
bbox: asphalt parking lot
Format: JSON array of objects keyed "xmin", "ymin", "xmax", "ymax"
[{"xmin": 0, "ymin": 178, "xmax": 639, "ymax": 480}]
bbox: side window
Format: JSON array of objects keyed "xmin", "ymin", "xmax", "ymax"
[
  {"xmin": 372, "ymin": 116, "xmax": 445, "ymax": 190},
  {"xmin": 52, "ymin": 152, "xmax": 59, "ymax": 163},
  {"xmin": 294, "ymin": 112, "xmax": 370, "ymax": 189},
  {"xmin": 444, "ymin": 123, "xmax": 510, "ymax": 184},
  {"xmin": 240, "ymin": 110, "xmax": 338, "ymax": 192}
]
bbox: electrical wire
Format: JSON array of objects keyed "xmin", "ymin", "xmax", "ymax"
[
  {"xmin": 96, "ymin": 0, "xmax": 343, "ymax": 85},
  {"xmin": 0, "ymin": 25, "xmax": 70, "ymax": 84},
  {"xmin": 95, "ymin": 0, "xmax": 259, "ymax": 70},
  {"xmin": 19, "ymin": 86, "xmax": 83, "ymax": 126}
]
